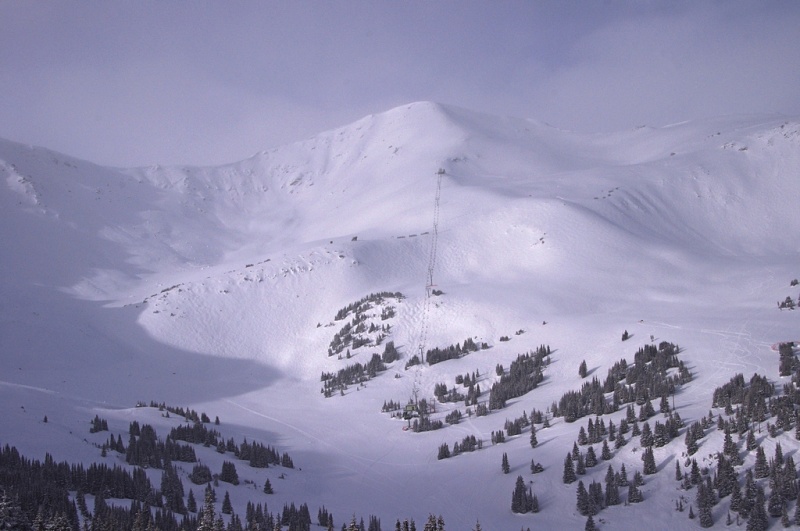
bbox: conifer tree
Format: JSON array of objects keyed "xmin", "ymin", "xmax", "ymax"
[
  {"xmin": 754, "ymin": 446, "xmax": 769, "ymax": 478},
  {"xmin": 642, "ymin": 447, "xmax": 656, "ymax": 475},
  {"xmin": 601, "ymin": 440, "xmax": 611, "ymax": 461},
  {"xmin": 730, "ymin": 479, "xmax": 742, "ymax": 514},
  {"xmin": 529, "ymin": 425, "xmax": 538, "ymax": 448},
  {"xmin": 585, "ymin": 446, "xmax": 597, "ymax": 468},
  {"xmin": 511, "ymin": 475, "xmax": 531, "ymax": 513},
  {"xmin": 747, "ymin": 488, "xmax": 768, "ymax": 531},
  {"xmin": 793, "ymin": 489, "xmax": 800, "ymax": 525},
  {"xmin": 627, "ymin": 482, "xmax": 643, "ymax": 503},
  {"xmin": 575, "ymin": 452, "xmax": 586, "ymax": 475},
  {"xmin": 604, "ymin": 465, "xmax": 620, "ymax": 506},
  {"xmin": 618, "ymin": 463, "xmax": 629, "ymax": 486},
  {"xmin": 768, "ymin": 488, "xmax": 784, "ymax": 518},
  {"xmin": 501, "ymin": 452, "xmax": 510, "ymax": 474},
  {"xmin": 222, "ymin": 491, "xmax": 232, "ymax": 515},
  {"xmin": 723, "ymin": 429, "xmax": 739, "ymax": 463},
  {"xmin": 576, "ymin": 481, "xmax": 589, "ymax": 516},
  {"xmin": 697, "ymin": 483, "xmax": 713, "ymax": 528},
  {"xmin": 187, "ymin": 489, "xmax": 197, "ymax": 513},
  {"xmin": 197, "ymin": 490, "xmax": 216, "ymax": 531},
  {"xmin": 563, "ymin": 454, "xmax": 577, "ymax": 484},
  {"xmin": 0, "ymin": 492, "xmax": 30, "ymax": 530},
  {"xmin": 639, "ymin": 421, "xmax": 653, "ymax": 447},
  {"xmin": 578, "ymin": 427, "xmax": 588, "ymax": 446}
]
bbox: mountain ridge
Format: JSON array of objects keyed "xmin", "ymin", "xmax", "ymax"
[{"xmin": 1, "ymin": 101, "xmax": 799, "ymax": 529}]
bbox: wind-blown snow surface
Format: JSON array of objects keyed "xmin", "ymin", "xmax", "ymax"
[{"xmin": 2, "ymin": 102, "xmax": 800, "ymax": 528}]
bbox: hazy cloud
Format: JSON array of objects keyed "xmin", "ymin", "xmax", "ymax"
[{"xmin": 1, "ymin": 1, "xmax": 798, "ymax": 166}]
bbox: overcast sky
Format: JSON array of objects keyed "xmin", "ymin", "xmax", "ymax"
[{"xmin": 1, "ymin": 1, "xmax": 799, "ymax": 167}]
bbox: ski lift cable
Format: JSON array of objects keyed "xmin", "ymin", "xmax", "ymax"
[{"xmin": 413, "ymin": 169, "xmax": 443, "ymax": 388}]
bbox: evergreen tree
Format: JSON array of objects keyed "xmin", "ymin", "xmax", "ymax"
[
  {"xmin": 768, "ymin": 488, "xmax": 784, "ymax": 518},
  {"xmin": 529, "ymin": 425, "xmax": 538, "ymax": 448},
  {"xmin": 730, "ymin": 480, "xmax": 743, "ymax": 514},
  {"xmin": 222, "ymin": 491, "xmax": 233, "ymax": 515},
  {"xmin": 585, "ymin": 514, "xmax": 596, "ymax": 531},
  {"xmin": 437, "ymin": 443, "xmax": 451, "ymax": 460},
  {"xmin": 723, "ymin": 429, "xmax": 739, "ymax": 464},
  {"xmin": 697, "ymin": 483, "xmax": 713, "ymax": 528},
  {"xmin": 585, "ymin": 446, "xmax": 597, "ymax": 468},
  {"xmin": 197, "ymin": 490, "xmax": 217, "ymax": 531},
  {"xmin": 604, "ymin": 465, "xmax": 620, "ymax": 507},
  {"xmin": 220, "ymin": 461, "xmax": 240, "ymax": 485},
  {"xmin": 575, "ymin": 453, "xmax": 586, "ymax": 475},
  {"xmin": 746, "ymin": 429, "xmax": 758, "ymax": 451},
  {"xmin": 579, "ymin": 360, "xmax": 588, "ymax": 379},
  {"xmin": 747, "ymin": 488, "xmax": 768, "ymax": 531},
  {"xmin": 263, "ymin": 478, "xmax": 273, "ymax": 494},
  {"xmin": 0, "ymin": 492, "xmax": 30, "ymax": 530},
  {"xmin": 576, "ymin": 481, "xmax": 589, "ymax": 516},
  {"xmin": 794, "ymin": 490, "xmax": 800, "ymax": 525},
  {"xmin": 501, "ymin": 452, "xmax": 510, "ymax": 474},
  {"xmin": 618, "ymin": 463, "xmax": 629, "ymax": 486},
  {"xmin": 659, "ymin": 393, "xmax": 670, "ymax": 414},
  {"xmin": 690, "ymin": 459, "xmax": 702, "ymax": 485},
  {"xmin": 511, "ymin": 475, "xmax": 529, "ymax": 513},
  {"xmin": 627, "ymin": 482, "xmax": 643, "ymax": 503},
  {"xmin": 563, "ymin": 454, "xmax": 577, "ymax": 484},
  {"xmin": 187, "ymin": 489, "xmax": 197, "ymax": 513},
  {"xmin": 588, "ymin": 480, "xmax": 604, "ymax": 516},
  {"xmin": 754, "ymin": 446, "xmax": 769, "ymax": 478},
  {"xmin": 642, "ymin": 447, "xmax": 656, "ymax": 475},
  {"xmin": 601, "ymin": 440, "xmax": 611, "ymax": 461},
  {"xmin": 639, "ymin": 422, "xmax": 653, "ymax": 447},
  {"xmin": 578, "ymin": 427, "xmax": 588, "ymax": 446}
]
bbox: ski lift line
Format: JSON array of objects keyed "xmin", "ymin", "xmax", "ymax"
[{"xmin": 408, "ymin": 170, "xmax": 443, "ymax": 416}]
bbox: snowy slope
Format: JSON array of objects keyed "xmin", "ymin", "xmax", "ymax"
[{"xmin": 1, "ymin": 102, "xmax": 800, "ymax": 529}]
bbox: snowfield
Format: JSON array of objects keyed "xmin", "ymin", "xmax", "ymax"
[{"xmin": 1, "ymin": 102, "xmax": 799, "ymax": 529}]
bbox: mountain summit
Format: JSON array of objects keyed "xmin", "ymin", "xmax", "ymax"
[{"xmin": 1, "ymin": 103, "xmax": 799, "ymax": 528}]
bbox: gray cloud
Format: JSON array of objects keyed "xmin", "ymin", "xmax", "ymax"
[{"xmin": 1, "ymin": 1, "xmax": 798, "ymax": 167}]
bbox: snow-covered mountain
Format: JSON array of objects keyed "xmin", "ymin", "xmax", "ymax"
[{"xmin": 2, "ymin": 102, "xmax": 799, "ymax": 529}]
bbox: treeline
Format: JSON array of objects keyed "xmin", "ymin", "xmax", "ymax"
[
  {"xmin": 551, "ymin": 342, "xmax": 689, "ymax": 422},
  {"xmin": 136, "ymin": 401, "xmax": 217, "ymax": 425},
  {"xmin": 328, "ymin": 292, "xmax": 403, "ymax": 357},
  {"xmin": 333, "ymin": 292, "xmax": 404, "ymax": 321},
  {"xmin": 425, "ymin": 337, "xmax": 486, "ymax": 365},
  {"xmin": 321, "ymin": 353, "xmax": 387, "ymax": 397},
  {"xmin": 410, "ymin": 399, "xmax": 444, "ymax": 433},
  {"xmin": 488, "ymin": 345, "xmax": 550, "ymax": 410},
  {"xmin": 125, "ymin": 422, "xmax": 198, "ymax": 468},
  {"xmin": 168, "ymin": 422, "xmax": 291, "ymax": 469}
]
